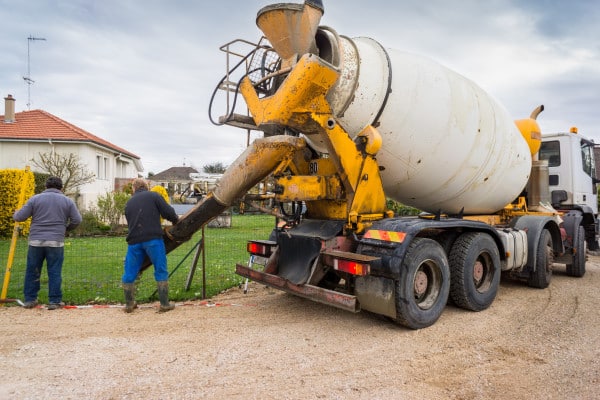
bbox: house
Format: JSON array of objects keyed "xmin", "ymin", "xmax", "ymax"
[
  {"xmin": 0, "ymin": 94, "xmax": 142, "ymax": 209},
  {"xmin": 149, "ymin": 166, "xmax": 199, "ymax": 197}
]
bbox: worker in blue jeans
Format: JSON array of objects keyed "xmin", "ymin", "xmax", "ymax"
[
  {"xmin": 122, "ymin": 178, "xmax": 179, "ymax": 313},
  {"xmin": 13, "ymin": 176, "xmax": 82, "ymax": 310}
]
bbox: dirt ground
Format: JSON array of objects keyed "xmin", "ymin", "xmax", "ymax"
[{"xmin": 1, "ymin": 255, "xmax": 599, "ymax": 400}]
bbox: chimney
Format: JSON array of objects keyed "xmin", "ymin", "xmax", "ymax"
[{"xmin": 4, "ymin": 94, "xmax": 15, "ymax": 123}]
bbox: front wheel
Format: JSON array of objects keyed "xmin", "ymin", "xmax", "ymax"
[
  {"xmin": 528, "ymin": 229, "xmax": 553, "ymax": 288},
  {"xmin": 394, "ymin": 238, "xmax": 450, "ymax": 329},
  {"xmin": 448, "ymin": 232, "xmax": 501, "ymax": 311},
  {"xmin": 566, "ymin": 225, "xmax": 586, "ymax": 277}
]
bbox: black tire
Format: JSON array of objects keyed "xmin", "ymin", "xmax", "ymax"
[
  {"xmin": 448, "ymin": 232, "xmax": 501, "ymax": 311},
  {"xmin": 436, "ymin": 231, "xmax": 460, "ymax": 255},
  {"xmin": 566, "ymin": 225, "xmax": 586, "ymax": 277},
  {"xmin": 528, "ymin": 229, "xmax": 553, "ymax": 288},
  {"xmin": 394, "ymin": 238, "xmax": 450, "ymax": 329},
  {"xmin": 435, "ymin": 232, "xmax": 460, "ymax": 306}
]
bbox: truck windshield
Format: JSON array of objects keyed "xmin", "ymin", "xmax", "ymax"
[{"xmin": 581, "ymin": 139, "xmax": 595, "ymax": 178}]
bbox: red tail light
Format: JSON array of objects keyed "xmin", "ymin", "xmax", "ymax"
[
  {"xmin": 322, "ymin": 250, "xmax": 378, "ymax": 276},
  {"xmin": 246, "ymin": 240, "xmax": 276, "ymax": 257},
  {"xmin": 333, "ymin": 258, "xmax": 370, "ymax": 276}
]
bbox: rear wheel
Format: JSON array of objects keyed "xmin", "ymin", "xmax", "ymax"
[
  {"xmin": 566, "ymin": 225, "xmax": 586, "ymax": 277},
  {"xmin": 436, "ymin": 231, "xmax": 460, "ymax": 255},
  {"xmin": 528, "ymin": 229, "xmax": 553, "ymax": 288},
  {"xmin": 448, "ymin": 232, "xmax": 501, "ymax": 311},
  {"xmin": 394, "ymin": 238, "xmax": 450, "ymax": 329}
]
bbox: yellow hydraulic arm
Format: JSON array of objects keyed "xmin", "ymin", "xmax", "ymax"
[{"xmin": 240, "ymin": 53, "xmax": 389, "ymax": 233}]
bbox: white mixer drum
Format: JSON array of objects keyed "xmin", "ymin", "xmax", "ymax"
[{"xmin": 313, "ymin": 34, "xmax": 532, "ymax": 215}]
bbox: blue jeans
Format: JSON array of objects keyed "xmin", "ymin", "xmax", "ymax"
[
  {"xmin": 24, "ymin": 246, "xmax": 64, "ymax": 303},
  {"xmin": 122, "ymin": 238, "xmax": 169, "ymax": 284}
]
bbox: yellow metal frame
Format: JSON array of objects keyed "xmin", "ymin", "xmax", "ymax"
[
  {"xmin": 463, "ymin": 196, "xmax": 561, "ymax": 225},
  {"xmin": 240, "ymin": 54, "xmax": 388, "ymax": 233}
]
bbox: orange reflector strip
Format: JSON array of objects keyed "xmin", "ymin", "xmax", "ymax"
[{"xmin": 363, "ymin": 230, "xmax": 406, "ymax": 243}]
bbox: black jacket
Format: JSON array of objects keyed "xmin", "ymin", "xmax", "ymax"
[{"xmin": 124, "ymin": 188, "xmax": 179, "ymax": 244}]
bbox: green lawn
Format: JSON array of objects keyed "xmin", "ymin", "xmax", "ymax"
[{"xmin": 0, "ymin": 214, "xmax": 275, "ymax": 305}]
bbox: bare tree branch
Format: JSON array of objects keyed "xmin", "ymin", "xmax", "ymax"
[{"xmin": 31, "ymin": 152, "xmax": 96, "ymax": 195}]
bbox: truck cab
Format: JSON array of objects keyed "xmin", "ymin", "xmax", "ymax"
[{"xmin": 539, "ymin": 128, "xmax": 599, "ymax": 249}]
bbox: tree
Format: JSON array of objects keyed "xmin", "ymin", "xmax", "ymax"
[
  {"xmin": 203, "ymin": 162, "xmax": 226, "ymax": 174},
  {"xmin": 30, "ymin": 151, "xmax": 95, "ymax": 196}
]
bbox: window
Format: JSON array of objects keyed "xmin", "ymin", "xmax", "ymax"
[
  {"xmin": 96, "ymin": 155, "xmax": 102, "ymax": 179},
  {"xmin": 580, "ymin": 139, "xmax": 595, "ymax": 178},
  {"xmin": 96, "ymin": 155, "xmax": 109, "ymax": 179},
  {"xmin": 539, "ymin": 140, "xmax": 560, "ymax": 166},
  {"xmin": 117, "ymin": 160, "xmax": 129, "ymax": 178}
]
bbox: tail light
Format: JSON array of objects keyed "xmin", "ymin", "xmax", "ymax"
[
  {"xmin": 246, "ymin": 240, "xmax": 277, "ymax": 257},
  {"xmin": 322, "ymin": 250, "xmax": 378, "ymax": 276},
  {"xmin": 333, "ymin": 258, "xmax": 370, "ymax": 276}
]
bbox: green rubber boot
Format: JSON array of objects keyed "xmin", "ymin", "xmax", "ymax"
[
  {"xmin": 157, "ymin": 281, "xmax": 175, "ymax": 312},
  {"xmin": 123, "ymin": 283, "xmax": 137, "ymax": 313}
]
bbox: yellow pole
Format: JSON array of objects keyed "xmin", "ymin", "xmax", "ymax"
[{"xmin": 1, "ymin": 167, "xmax": 31, "ymax": 301}]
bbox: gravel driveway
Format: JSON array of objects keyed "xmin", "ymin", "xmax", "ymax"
[{"xmin": 1, "ymin": 255, "xmax": 599, "ymax": 399}]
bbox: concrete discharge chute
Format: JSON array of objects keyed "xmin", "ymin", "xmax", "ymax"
[{"xmin": 140, "ymin": 136, "xmax": 305, "ymax": 270}]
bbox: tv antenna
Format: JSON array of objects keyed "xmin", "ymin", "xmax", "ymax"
[{"xmin": 23, "ymin": 35, "xmax": 46, "ymax": 110}]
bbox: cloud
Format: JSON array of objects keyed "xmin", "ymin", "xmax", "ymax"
[{"xmin": 2, "ymin": 0, "xmax": 599, "ymax": 176}]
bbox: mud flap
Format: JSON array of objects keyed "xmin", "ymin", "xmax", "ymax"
[
  {"xmin": 277, "ymin": 235, "xmax": 322, "ymax": 285},
  {"xmin": 275, "ymin": 219, "xmax": 345, "ymax": 285}
]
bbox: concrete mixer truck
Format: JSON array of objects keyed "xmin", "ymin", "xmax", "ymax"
[{"xmin": 159, "ymin": 0, "xmax": 598, "ymax": 329}]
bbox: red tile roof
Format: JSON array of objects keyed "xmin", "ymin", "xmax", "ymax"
[{"xmin": 0, "ymin": 109, "xmax": 139, "ymax": 159}]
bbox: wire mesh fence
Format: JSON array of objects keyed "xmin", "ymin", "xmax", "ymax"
[{"xmin": 0, "ymin": 214, "xmax": 275, "ymax": 305}]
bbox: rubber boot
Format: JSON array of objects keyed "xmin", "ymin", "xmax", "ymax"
[
  {"xmin": 123, "ymin": 283, "xmax": 137, "ymax": 313},
  {"xmin": 157, "ymin": 281, "xmax": 175, "ymax": 312}
]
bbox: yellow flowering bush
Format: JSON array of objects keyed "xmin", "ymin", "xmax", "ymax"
[
  {"xmin": 0, "ymin": 169, "xmax": 35, "ymax": 238},
  {"xmin": 151, "ymin": 184, "xmax": 170, "ymax": 204},
  {"xmin": 151, "ymin": 184, "xmax": 171, "ymax": 224}
]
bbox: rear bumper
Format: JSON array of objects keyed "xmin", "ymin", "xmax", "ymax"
[{"xmin": 236, "ymin": 264, "xmax": 359, "ymax": 313}]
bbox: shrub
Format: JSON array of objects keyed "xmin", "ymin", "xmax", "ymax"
[
  {"xmin": 96, "ymin": 191, "xmax": 130, "ymax": 229},
  {"xmin": 74, "ymin": 209, "xmax": 111, "ymax": 236},
  {"xmin": 151, "ymin": 185, "xmax": 170, "ymax": 203},
  {"xmin": 0, "ymin": 169, "xmax": 35, "ymax": 238},
  {"xmin": 386, "ymin": 198, "xmax": 421, "ymax": 217},
  {"xmin": 33, "ymin": 172, "xmax": 50, "ymax": 194}
]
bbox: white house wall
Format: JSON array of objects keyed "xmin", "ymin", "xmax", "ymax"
[{"xmin": 0, "ymin": 141, "xmax": 140, "ymax": 210}]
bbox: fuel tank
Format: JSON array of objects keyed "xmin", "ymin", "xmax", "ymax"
[{"xmin": 311, "ymin": 32, "xmax": 532, "ymax": 215}]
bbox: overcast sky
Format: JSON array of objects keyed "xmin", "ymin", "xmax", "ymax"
[{"xmin": 2, "ymin": 0, "xmax": 599, "ymax": 175}]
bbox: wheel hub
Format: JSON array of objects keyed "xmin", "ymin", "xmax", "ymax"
[
  {"xmin": 473, "ymin": 261, "xmax": 484, "ymax": 283},
  {"xmin": 414, "ymin": 270, "xmax": 428, "ymax": 296}
]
